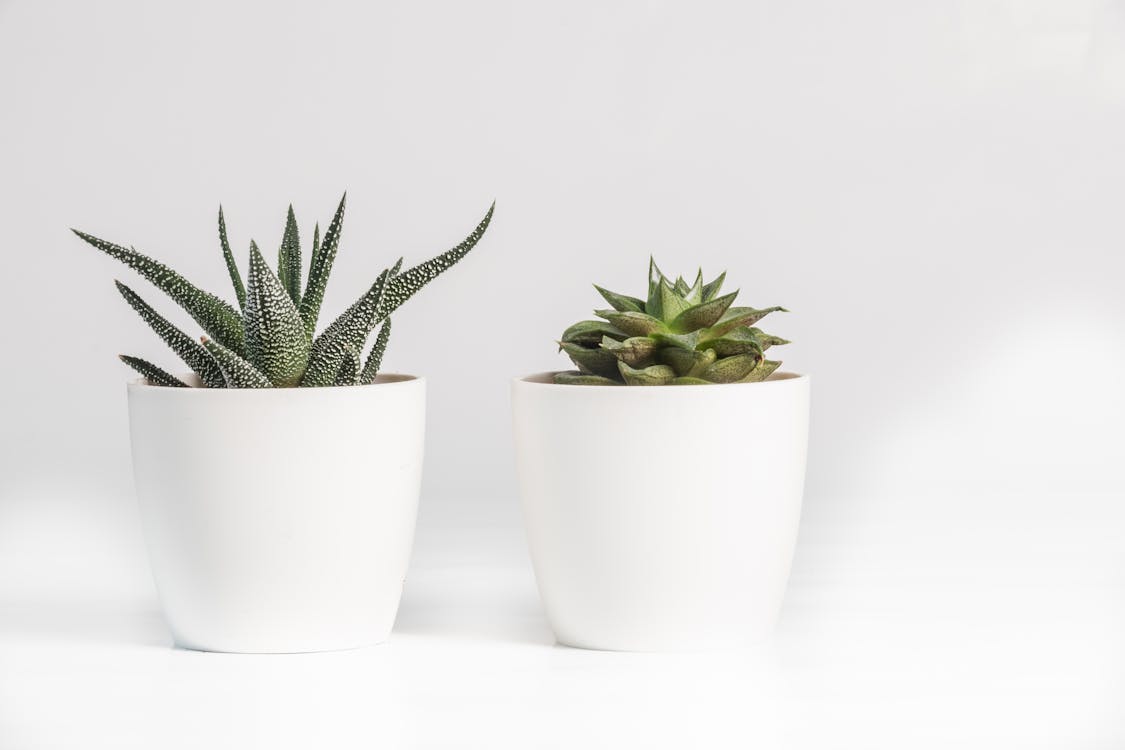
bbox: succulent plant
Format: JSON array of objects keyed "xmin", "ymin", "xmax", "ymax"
[
  {"xmin": 74, "ymin": 194, "xmax": 493, "ymax": 388},
  {"xmin": 555, "ymin": 259, "xmax": 790, "ymax": 385}
]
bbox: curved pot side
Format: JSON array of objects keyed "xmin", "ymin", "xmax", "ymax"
[
  {"xmin": 512, "ymin": 372, "xmax": 809, "ymax": 652},
  {"xmin": 127, "ymin": 375, "xmax": 426, "ymax": 653}
]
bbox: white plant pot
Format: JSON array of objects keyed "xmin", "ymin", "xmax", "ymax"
[
  {"xmin": 126, "ymin": 374, "xmax": 425, "ymax": 653},
  {"xmin": 512, "ymin": 372, "xmax": 809, "ymax": 652}
]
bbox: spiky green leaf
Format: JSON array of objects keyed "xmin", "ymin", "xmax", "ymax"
[
  {"xmin": 646, "ymin": 257, "xmax": 667, "ymax": 319},
  {"xmin": 115, "ymin": 281, "xmax": 224, "ymax": 387},
  {"xmin": 244, "ymin": 241, "xmax": 310, "ymax": 387},
  {"xmin": 698, "ymin": 327, "xmax": 766, "ymax": 357},
  {"xmin": 657, "ymin": 346, "xmax": 715, "ymax": 377},
  {"xmin": 560, "ymin": 320, "xmax": 629, "ymax": 347},
  {"xmin": 553, "ymin": 371, "xmax": 622, "ymax": 386},
  {"xmin": 118, "ymin": 355, "xmax": 187, "ymax": 387},
  {"xmin": 559, "ymin": 342, "xmax": 621, "ymax": 379},
  {"xmin": 299, "ymin": 192, "xmax": 347, "ymax": 338},
  {"xmin": 658, "ymin": 278, "xmax": 694, "ymax": 322},
  {"xmin": 277, "ymin": 205, "xmax": 302, "ymax": 306},
  {"xmin": 302, "ymin": 264, "xmax": 398, "ymax": 387},
  {"xmin": 706, "ymin": 306, "xmax": 787, "ymax": 338},
  {"xmin": 685, "ymin": 269, "xmax": 704, "ymax": 304},
  {"xmin": 668, "ymin": 291, "xmax": 738, "ymax": 333},
  {"xmin": 201, "ymin": 337, "xmax": 272, "ymax": 388},
  {"xmin": 701, "ymin": 271, "xmax": 726, "ymax": 302},
  {"xmin": 379, "ymin": 202, "xmax": 494, "ymax": 317},
  {"xmin": 218, "ymin": 207, "xmax": 246, "ymax": 311},
  {"xmin": 74, "ymin": 229, "xmax": 246, "ymax": 354},
  {"xmin": 593, "ymin": 285, "xmax": 645, "ymax": 313},
  {"xmin": 618, "ymin": 362, "xmax": 675, "ymax": 386},
  {"xmin": 702, "ymin": 353, "xmax": 761, "ymax": 383},
  {"xmin": 595, "ymin": 310, "xmax": 666, "ymax": 337},
  {"xmin": 360, "ymin": 317, "xmax": 392, "ymax": 384},
  {"xmin": 599, "ymin": 335, "xmax": 657, "ymax": 367},
  {"xmin": 335, "ymin": 345, "xmax": 361, "ymax": 386},
  {"xmin": 739, "ymin": 359, "xmax": 782, "ymax": 383},
  {"xmin": 746, "ymin": 327, "xmax": 791, "ymax": 350}
]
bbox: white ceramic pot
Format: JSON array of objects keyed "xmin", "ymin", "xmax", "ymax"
[
  {"xmin": 512, "ymin": 372, "xmax": 809, "ymax": 652},
  {"xmin": 126, "ymin": 374, "xmax": 425, "ymax": 653}
]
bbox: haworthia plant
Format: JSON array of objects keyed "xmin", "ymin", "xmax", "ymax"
[
  {"xmin": 555, "ymin": 259, "xmax": 790, "ymax": 386},
  {"xmin": 75, "ymin": 194, "xmax": 494, "ymax": 388}
]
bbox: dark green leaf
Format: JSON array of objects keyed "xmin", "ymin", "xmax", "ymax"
[
  {"xmin": 217, "ymin": 206, "xmax": 246, "ymax": 311},
  {"xmin": 302, "ymin": 264, "xmax": 398, "ymax": 387},
  {"xmin": 618, "ymin": 361, "xmax": 675, "ymax": 386},
  {"xmin": 599, "ymin": 335, "xmax": 657, "ymax": 367},
  {"xmin": 360, "ymin": 317, "xmax": 392, "ymax": 384},
  {"xmin": 380, "ymin": 202, "xmax": 493, "ymax": 316},
  {"xmin": 118, "ymin": 355, "xmax": 187, "ymax": 387},
  {"xmin": 706, "ymin": 305, "xmax": 787, "ymax": 338},
  {"xmin": 560, "ymin": 320, "xmax": 628, "ymax": 347},
  {"xmin": 559, "ymin": 342, "xmax": 621, "ymax": 378},
  {"xmin": 668, "ymin": 291, "xmax": 738, "ymax": 333},
  {"xmin": 554, "ymin": 371, "xmax": 622, "ymax": 386},
  {"xmin": 201, "ymin": 336, "xmax": 272, "ymax": 388},
  {"xmin": 593, "ymin": 285, "xmax": 646, "ymax": 313},
  {"xmin": 278, "ymin": 205, "xmax": 302, "ymax": 306},
  {"xmin": 299, "ymin": 192, "xmax": 347, "ymax": 338},
  {"xmin": 244, "ymin": 241, "xmax": 310, "ymax": 386},
  {"xmin": 115, "ymin": 281, "xmax": 224, "ymax": 387},
  {"xmin": 739, "ymin": 359, "xmax": 782, "ymax": 383},
  {"xmin": 596, "ymin": 310, "xmax": 666, "ymax": 337},
  {"xmin": 702, "ymin": 353, "xmax": 761, "ymax": 383},
  {"xmin": 73, "ymin": 229, "xmax": 245, "ymax": 354}
]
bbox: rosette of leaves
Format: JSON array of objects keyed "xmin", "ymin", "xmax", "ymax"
[
  {"xmin": 74, "ymin": 194, "xmax": 493, "ymax": 388},
  {"xmin": 555, "ymin": 259, "xmax": 790, "ymax": 386}
]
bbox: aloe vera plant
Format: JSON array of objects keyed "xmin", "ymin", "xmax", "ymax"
[
  {"xmin": 555, "ymin": 259, "xmax": 789, "ymax": 385},
  {"xmin": 75, "ymin": 194, "xmax": 493, "ymax": 387}
]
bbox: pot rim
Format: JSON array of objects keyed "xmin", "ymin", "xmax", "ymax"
[
  {"xmin": 514, "ymin": 370, "xmax": 808, "ymax": 389},
  {"xmin": 127, "ymin": 372, "xmax": 423, "ymax": 393}
]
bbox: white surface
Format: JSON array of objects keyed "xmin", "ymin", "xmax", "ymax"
[
  {"xmin": 127, "ymin": 375, "xmax": 425, "ymax": 653},
  {"xmin": 1, "ymin": 0, "xmax": 1123, "ymax": 746},
  {"xmin": 0, "ymin": 487, "xmax": 1121, "ymax": 748},
  {"xmin": 513, "ymin": 372, "xmax": 808, "ymax": 651}
]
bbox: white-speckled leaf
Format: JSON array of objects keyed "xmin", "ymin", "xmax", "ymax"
[
  {"xmin": 73, "ymin": 229, "xmax": 246, "ymax": 354},
  {"xmin": 115, "ymin": 281, "xmax": 224, "ymax": 387},
  {"xmin": 360, "ymin": 318, "xmax": 393, "ymax": 384},
  {"xmin": 118, "ymin": 355, "xmax": 187, "ymax": 387},
  {"xmin": 201, "ymin": 337, "xmax": 272, "ymax": 388},
  {"xmin": 380, "ymin": 203, "xmax": 493, "ymax": 316},
  {"xmin": 299, "ymin": 193, "xmax": 347, "ymax": 339},
  {"xmin": 218, "ymin": 207, "xmax": 246, "ymax": 311},
  {"xmin": 244, "ymin": 241, "xmax": 310, "ymax": 387},
  {"xmin": 302, "ymin": 264, "xmax": 397, "ymax": 387}
]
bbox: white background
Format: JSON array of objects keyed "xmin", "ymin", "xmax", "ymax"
[{"xmin": 1, "ymin": 1, "xmax": 1124, "ymax": 747}]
